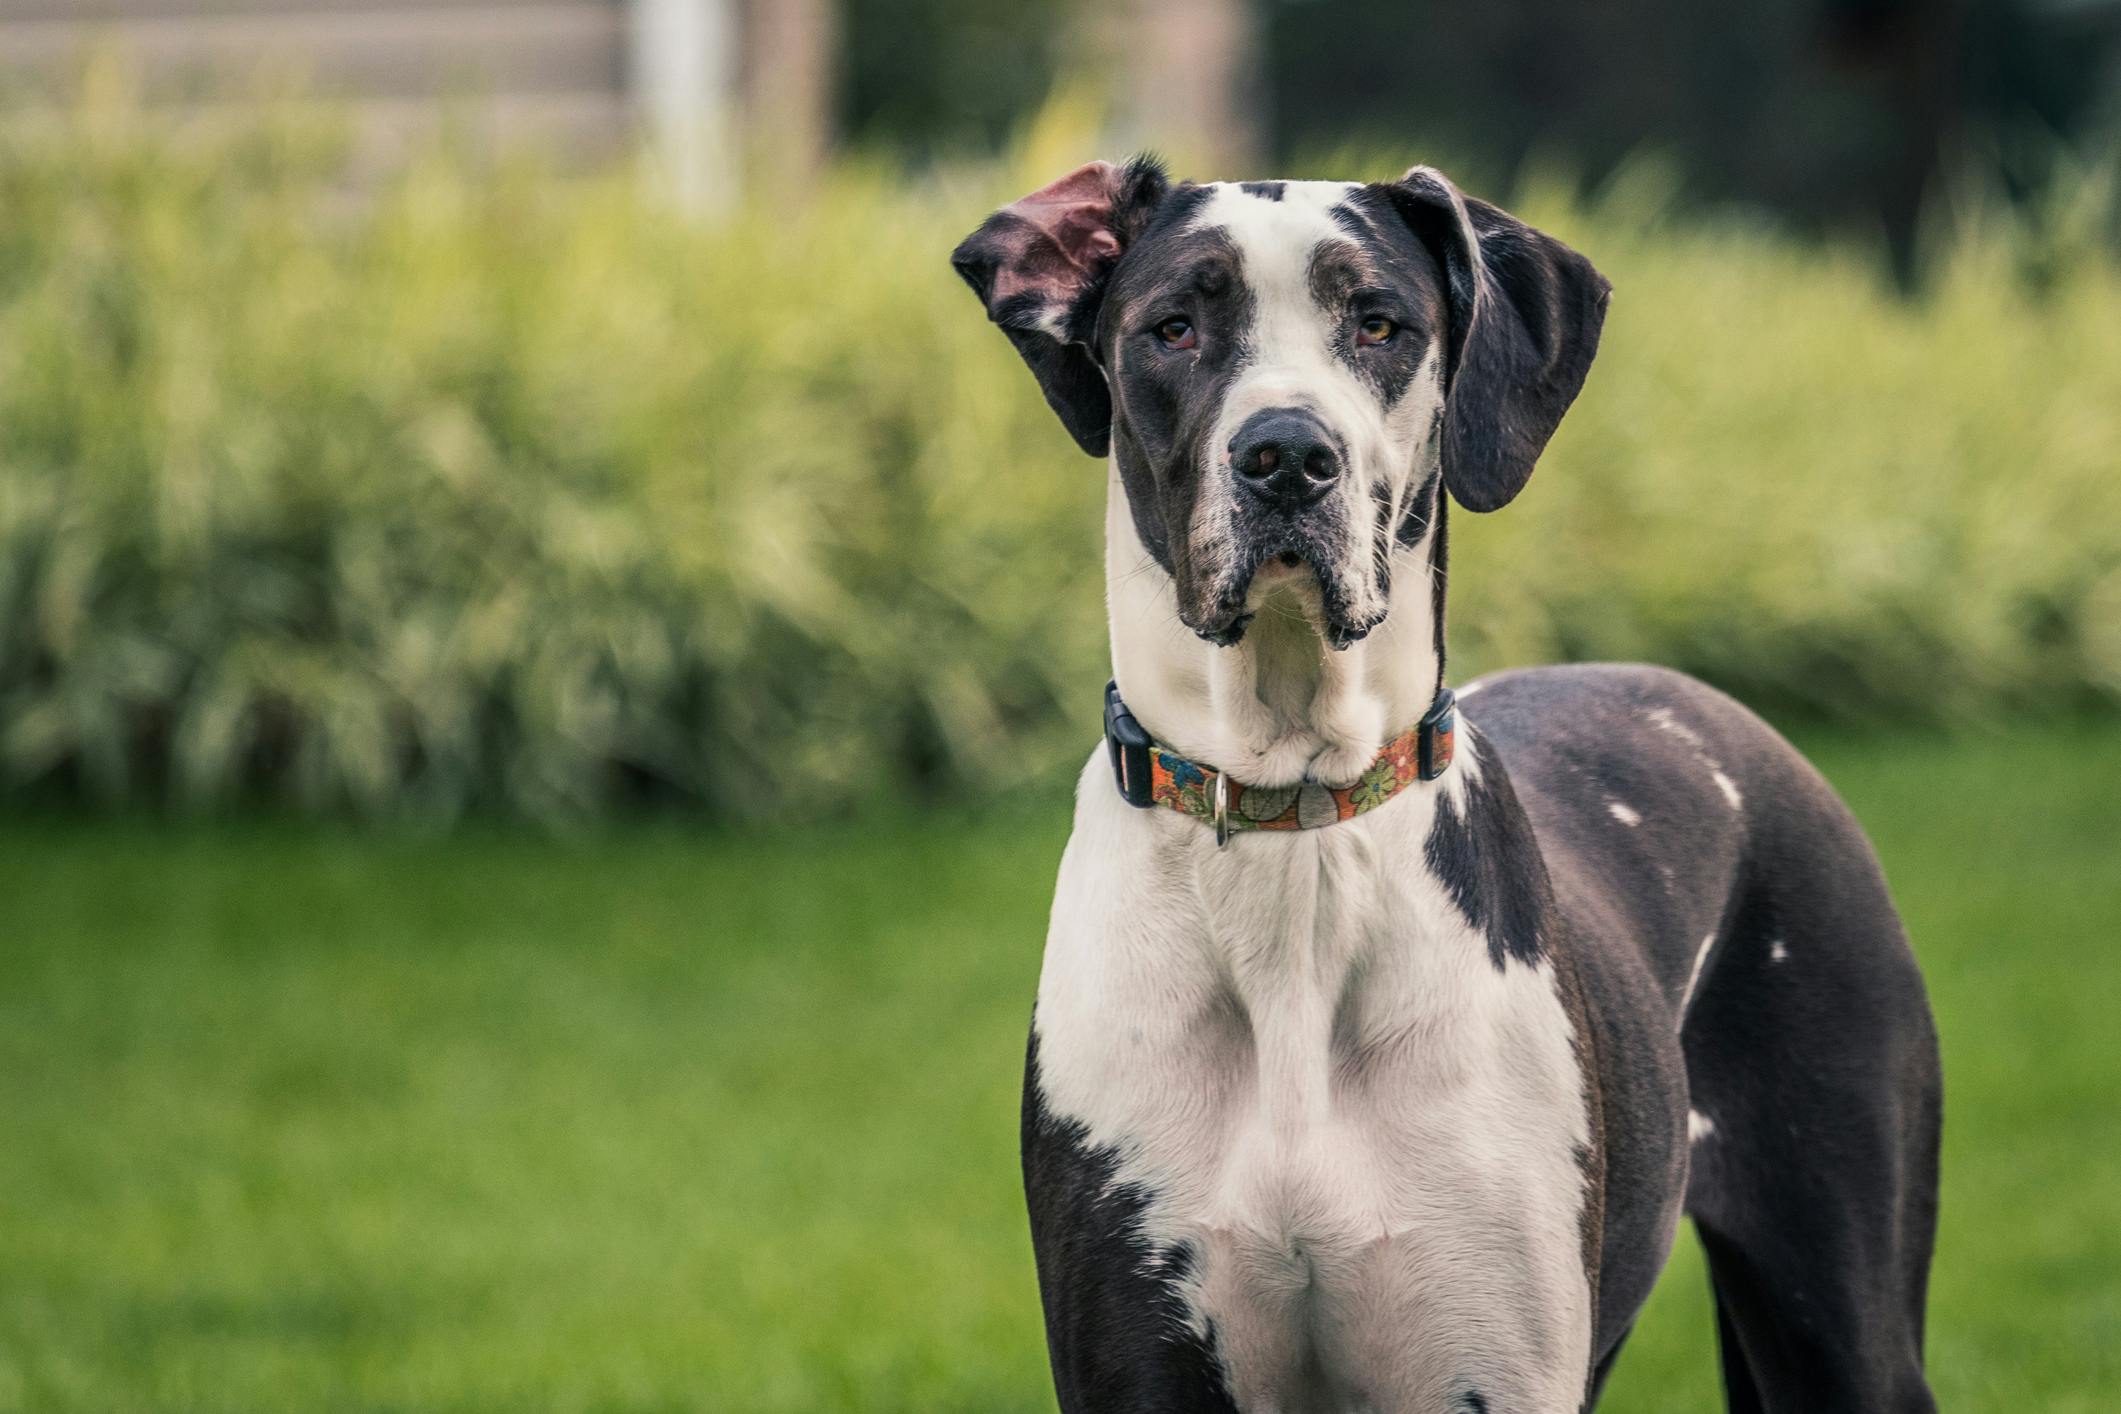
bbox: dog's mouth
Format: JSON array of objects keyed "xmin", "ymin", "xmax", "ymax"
[{"xmin": 1185, "ymin": 540, "xmax": 1384, "ymax": 650}]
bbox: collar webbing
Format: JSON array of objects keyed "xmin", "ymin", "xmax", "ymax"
[{"xmin": 1103, "ymin": 681, "xmax": 1456, "ymax": 839}]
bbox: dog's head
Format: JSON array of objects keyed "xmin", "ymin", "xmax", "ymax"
[{"xmin": 952, "ymin": 160, "xmax": 1609, "ymax": 647}]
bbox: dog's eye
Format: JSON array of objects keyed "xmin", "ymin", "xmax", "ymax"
[
  {"xmin": 1155, "ymin": 318, "xmax": 1197, "ymax": 350},
  {"xmin": 1357, "ymin": 316, "xmax": 1397, "ymax": 346}
]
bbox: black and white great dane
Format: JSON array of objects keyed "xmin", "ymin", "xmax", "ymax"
[{"xmin": 952, "ymin": 159, "xmax": 1942, "ymax": 1414}]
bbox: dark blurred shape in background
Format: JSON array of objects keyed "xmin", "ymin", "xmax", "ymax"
[
  {"xmin": 5, "ymin": 0, "xmax": 2118, "ymax": 236},
  {"xmin": 1268, "ymin": 0, "xmax": 2121, "ymax": 273}
]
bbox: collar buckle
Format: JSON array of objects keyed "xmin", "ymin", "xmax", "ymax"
[
  {"xmin": 1417, "ymin": 687, "xmax": 1457, "ymax": 782},
  {"xmin": 1104, "ymin": 680, "xmax": 1155, "ymax": 808}
]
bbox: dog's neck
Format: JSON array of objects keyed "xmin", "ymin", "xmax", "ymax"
[{"xmin": 1105, "ymin": 463, "xmax": 1448, "ymax": 790}]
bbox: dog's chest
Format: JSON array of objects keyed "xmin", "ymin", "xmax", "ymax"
[{"xmin": 1035, "ymin": 764, "xmax": 1594, "ymax": 1411}]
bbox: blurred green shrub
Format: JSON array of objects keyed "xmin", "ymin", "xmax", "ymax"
[{"xmin": 1, "ymin": 91, "xmax": 2117, "ymax": 822}]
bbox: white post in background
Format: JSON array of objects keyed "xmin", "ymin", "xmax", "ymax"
[
  {"xmin": 744, "ymin": 0, "xmax": 837, "ymax": 189},
  {"xmin": 629, "ymin": 0, "xmax": 738, "ymax": 210},
  {"xmin": 1092, "ymin": 0, "xmax": 1262, "ymax": 177}
]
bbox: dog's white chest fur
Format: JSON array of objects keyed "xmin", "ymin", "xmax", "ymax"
[{"xmin": 1037, "ymin": 747, "xmax": 1594, "ymax": 1413}]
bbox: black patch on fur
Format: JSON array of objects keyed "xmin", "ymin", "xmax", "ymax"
[
  {"xmin": 1097, "ymin": 198, "xmax": 1271, "ymax": 637},
  {"xmin": 1239, "ymin": 180, "xmax": 1286, "ymax": 201},
  {"xmin": 1367, "ymin": 478, "xmax": 1398, "ymax": 606},
  {"xmin": 1426, "ymin": 481, "xmax": 1449, "ymax": 693},
  {"xmin": 1318, "ymin": 193, "xmax": 1451, "ymax": 410},
  {"xmin": 1461, "ymin": 1393, "xmax": 1489, "ymax": 1414},
  {"xmin": 1023, "ymin": 1032, "xmax": 1240, "ymax": 1412},
  {"xmin": 1425, "ymin": 741, "xmax": 1550, "ymax": 970}
]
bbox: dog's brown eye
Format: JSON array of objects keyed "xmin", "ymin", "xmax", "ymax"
[
  {"xmin": 1357, "ymin": 316, "xmax": 1397, "ymax": 346},
  {"xmin": 1156, "ymin": 318, "xmax": 1197, "ymax": 350}
]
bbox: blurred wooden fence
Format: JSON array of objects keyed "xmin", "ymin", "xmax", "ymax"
[
  {"xmin": 0, "ymin": 0, "xmax": 849, "ymax": 198},
  {"xmin": 0, "ymin": 0, "xmax": 1262, "ymax": 187}
]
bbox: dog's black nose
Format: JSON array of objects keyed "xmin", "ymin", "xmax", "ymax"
[{"xmin": 1229, "ymin": 409, "xmax": 1340, "ymax": 510}]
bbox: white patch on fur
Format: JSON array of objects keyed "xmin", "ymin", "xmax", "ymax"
[
  {"xmin": 1688, "ymin": 1109, "xmax": 1716, "ymax": 1143},
  {"xmin": 1711, "ymin": 768, "xmax": 1743, "ymax": 811},
  {"xmin": 1770, "ymin": 939, "xmax": 1789, "ymax": 963},
  {"xmin": 1644, "ymin": 706, "xmax": 1703, "ymax": 749},
  {"xmin": 1606, "ymin": 800, "xmax": 1642, "ymax": 827},
  {"xmin": 1037, "ymin": 743, "xmax": 1592, "ymax": 1412},
  {"xmin": 1679, "ymin": 932, "xmax": 1717, "ymax": 1017},
  {"xmin": 1645, "ymin": 706, "xmax": 1744, "ymax": 814},
  {"xmin": 1453, "ymin": 678, "xmax": 1487, "ymax": 699}
]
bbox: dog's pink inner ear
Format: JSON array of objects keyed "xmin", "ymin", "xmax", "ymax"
[{"xmin": 988, "ymin": 161, "xmax": 1126, "ymax": 304}]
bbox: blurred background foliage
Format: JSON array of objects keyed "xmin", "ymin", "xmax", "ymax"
[{"xmin": 0, "ymin": 78, "xmax": 2118, "ymax": 824}]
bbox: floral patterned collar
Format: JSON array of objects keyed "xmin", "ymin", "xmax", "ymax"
[{"xmin": 1102, "ymin": 681, "xmax": 1457, "ymax": 846}]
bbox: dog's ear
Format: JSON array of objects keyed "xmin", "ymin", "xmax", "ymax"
[
  {"xmin": 951, "ymin": 157, "xmax": 1170, "ymax": 457},
  {"xmin": 1386, "ymin": 167, "xmax": 1611, "ymax": 512}
]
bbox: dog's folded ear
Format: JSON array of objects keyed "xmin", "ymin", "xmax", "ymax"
[
  {"xmin": 1387, "ymin": 167, "xmax": 1611, "ymax": 512},
  {"xmin": 952, "ymin": 158, "xmax": 1170, "ymax": 457}
]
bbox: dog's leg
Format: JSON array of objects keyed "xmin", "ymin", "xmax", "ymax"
[{"xmin": 1683, "ymin": 860, "xmax": 1941, "ymax": 1414}]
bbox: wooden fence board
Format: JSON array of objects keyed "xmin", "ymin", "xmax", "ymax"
[{"xmin": 0, "ymin": 3, "xmax": 627, "ymax": 102}]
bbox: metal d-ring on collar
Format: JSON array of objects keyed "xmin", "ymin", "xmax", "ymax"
[{"xmin": 1212, "ymin": 770, "xmax": 1231, "ymax": 847}]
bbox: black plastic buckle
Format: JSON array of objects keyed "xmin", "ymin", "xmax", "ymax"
[
  {"xmin": 1104, "ymin": 680, "xmax": 1155, "ymax": 808},
  {"xmin": 1417, "ymin": 687, "xmax": 1457, "ymax": 782}
]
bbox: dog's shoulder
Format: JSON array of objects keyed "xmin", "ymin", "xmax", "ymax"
[
  {"xmin": 1460, "ymin": 661, "xmax": 1753, "ymax": 752},
  {"xmin": 1460, "ymin": 663, "xmax": 1814, "ymax": 828},
  {"xmin": 1461, "ymin": 662, "xmax": 1857, "ymax": 849}
]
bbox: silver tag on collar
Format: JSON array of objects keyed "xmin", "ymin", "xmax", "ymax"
[{"xmin": 1212, "ymin": 771, "xmax": 1231, "ymax": 848}]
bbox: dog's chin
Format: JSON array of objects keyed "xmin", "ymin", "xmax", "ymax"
[
  {"xmin": 1183, "ymin": 550, "xmax": 1384, "ymax": 650},
  {"xmin": 1314, "ymin": 572, "xmax": 1388, "ymax": 650},
  {"xmin": 1184, "ymin": 600, "xmax": 1256, "ymax": 647}
]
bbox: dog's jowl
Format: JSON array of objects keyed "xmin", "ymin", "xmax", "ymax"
[{"xmin": 954, "ymin": 161, "xmax": 1941, "ymax": 1414}]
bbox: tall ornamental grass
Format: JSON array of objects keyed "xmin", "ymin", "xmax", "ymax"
[{"xmin": 1, "ymin": 92, "xmax": 2117, "ymax": 822}]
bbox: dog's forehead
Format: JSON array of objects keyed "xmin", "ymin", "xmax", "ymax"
[{"xmin": 1188, "ymin": 180, "xmax": 1365, "ymax": 282}]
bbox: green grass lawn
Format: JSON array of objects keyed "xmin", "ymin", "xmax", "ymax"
[{"xmin": 2, "ymin": 724, "xmax": 2117, "ymax": 1413}]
